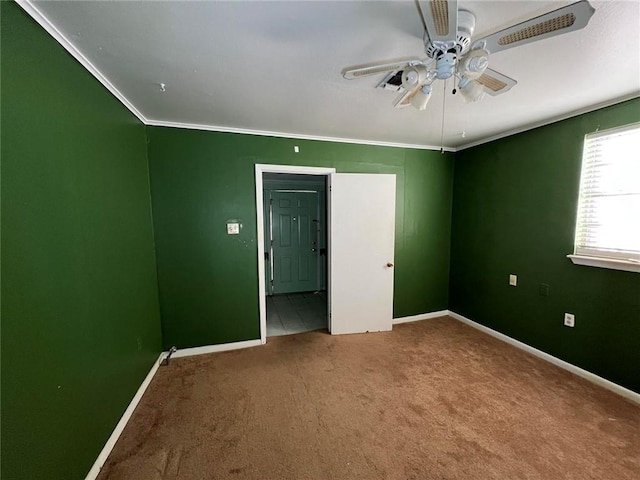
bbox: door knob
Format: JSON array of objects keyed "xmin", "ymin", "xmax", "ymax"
[
  {"xmin": 386, "ymin": 262, "xmax": 394, "ymax": 268},
  {"xmin": 311, "ymin": 248, "xmax": 317, "ymax": 252}
]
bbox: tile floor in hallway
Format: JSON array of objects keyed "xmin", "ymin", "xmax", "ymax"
[{"xmin": 266, "ymin": 291, "xmax": 328, "ymax": 337}]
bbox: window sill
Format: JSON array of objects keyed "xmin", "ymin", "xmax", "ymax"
[{"xmin": 567, "ymin": 255, "xmax": 640, "ymax": 273}]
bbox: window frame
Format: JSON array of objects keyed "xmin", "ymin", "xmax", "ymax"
[{"xmin": 567, "ymin": 122, "xmax": 640, "ymax": 274}]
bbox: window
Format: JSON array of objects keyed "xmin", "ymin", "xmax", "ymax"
[{"xmin": 568, "ymin": 122, "xmax": 640, "ymax": 273}]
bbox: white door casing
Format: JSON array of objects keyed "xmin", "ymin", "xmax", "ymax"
[
  {"xmin": 328, "ymin": 173, "xmax": 396, "ymax": 335},
  {"xmin": 255, "ymin": 164, "xmax": 335, "ymax": 343}
]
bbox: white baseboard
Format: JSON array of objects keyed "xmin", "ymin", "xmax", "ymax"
[
  {"xmin": 393, "ymin": 310, "xmax": 449, "ymax": 325},
  {"xmin": 448, "ymin": 311, "xmax": 640, "ymax": 405},
  {"xmin": 84, "ymin": 338, "xmax": 261, "ymax": 479},
  {"xmin": 85, "ymin": 354, "xmax": 163, "ymax": 480},
  {"xmin": 170, "ymin": 339, "xmax": 262, "ymax": 359}
]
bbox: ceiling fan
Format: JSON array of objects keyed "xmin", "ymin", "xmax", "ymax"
[{"xmin": 341, "ymin": 0, "xmax": 595, "ymax": 111}]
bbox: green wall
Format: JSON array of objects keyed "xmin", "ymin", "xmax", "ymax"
[
  {"xmin": 3, "ymin": 1, "xmax": 638, "ymax": 478},
  {"xmin": 147, "ymin": 127, "xmax": 454, "ymax": 349},
  {"xmin": 449, "ymin": 98, "xmax": 640, "ymax": 393},
  {"xmin": 1, "ymin": 3, "xmax": 163, "ymax": 479}
]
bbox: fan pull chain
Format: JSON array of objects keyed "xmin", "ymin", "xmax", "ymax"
[{"xmin": 440, "ymin": 80, "xmax": 446, "ymax": 154}]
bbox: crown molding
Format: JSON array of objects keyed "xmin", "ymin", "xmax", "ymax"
[
  {"xmin": 145, "ymin": 119, "xmax": 454, "ymax": 152},
  {"xmin": 16, "ymin": 0, "xmax": 638, "ymax": 154},
  {"xmin": 455, "ymin": 92, "xmax": 640, "ymax": 151},
  {"xmin": 17, "ymin": 0, "xmax": 447, "ymax": 152},
  {"xmin": 16, "ymin": 0, "xmax": 148, "ymax": 124}
]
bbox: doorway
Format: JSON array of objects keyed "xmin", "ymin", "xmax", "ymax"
[
  {"xmin": 255, "ymin": 164, "xmax": 397, "ymax": 344},
  {"xmin": 255, "ymin": 164, "xmax": 336, "ymax": 344},
  {"xmin": 263, "ymin": 173, "xmax": 328, "ymax": 337}
]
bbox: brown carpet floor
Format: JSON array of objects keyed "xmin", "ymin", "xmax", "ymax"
[{"xmin": 97, "ymin": 316, "xmax": 640, "ymax": 480}]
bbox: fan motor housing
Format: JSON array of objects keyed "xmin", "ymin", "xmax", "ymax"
[{"xmin": 425, "ymin": 9, "xmax": 476, "ymax": 59}]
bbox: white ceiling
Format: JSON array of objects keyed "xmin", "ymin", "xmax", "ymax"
[{"xmin": 26, "ymin": 0, "xmax": 640, "ymax": 150}]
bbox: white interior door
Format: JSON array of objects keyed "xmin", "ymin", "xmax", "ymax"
[{"xmin": 329, "ymin": 173, "xmax": 396, "ymax": 335}]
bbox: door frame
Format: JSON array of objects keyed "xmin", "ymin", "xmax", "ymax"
[{"xmin": 255, "ymin": 164, "xmax": 336, "ymax": 344}]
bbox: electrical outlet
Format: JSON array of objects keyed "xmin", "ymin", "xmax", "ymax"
[
  {"xmin": 564, "ymin": 313, "xmax": 575, "ymax": 327},
  {"xmin": 509, "ymin": 274, "xmax": 517, "ymax": 286},
  {"xmin": 539, "ymin": 283, "xmax": 550, "ymax": 296}
]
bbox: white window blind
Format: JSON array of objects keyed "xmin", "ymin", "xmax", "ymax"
[{"xmin": 574, "ymin": 122, "xmax": 640, "ymax": 262}]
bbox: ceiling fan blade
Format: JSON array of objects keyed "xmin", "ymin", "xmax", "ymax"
[
  {"xmin": 341, "ymin": 58, "xmax": 421, "ymax": 80},
  {"xmin": 473, "ymin": 0, "xmax": 595, "ymax": 55},
  {"xmin": 476, "ymin": 68, "xmax": 517, "ymax": 96},
  {"xmin": 394, "ymin": 84, "xmax": 421, "ymax": 108},
  {"xmin": 418, "ymin": 0, "xmax": 459, "ymax": 45}
]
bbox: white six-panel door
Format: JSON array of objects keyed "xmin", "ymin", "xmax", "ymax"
[{"xmin": 328, "ymin": 173, "xmax": 396, "ymax": 335}]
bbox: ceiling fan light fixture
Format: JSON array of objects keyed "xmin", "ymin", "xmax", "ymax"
[
  {"xmin": 459, "ymin": 48, "xmax": 489, "ymax": 79},
  {"xmin": 410, "ymin": 84, "xmax": 433, "ymax": 111},
  {"xmin": 459, "ymin": 77, "xmax": 485, "ymax": 103},
  {"xmin": 401, "ymin": 65, "xmax": 428, "ymax": 89}
]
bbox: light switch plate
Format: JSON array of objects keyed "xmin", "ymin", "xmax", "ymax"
[
  {"xmin": 509, "ymin": 274, "xmax": 517, "ymax": 286},
  {"xmin": 227, "ymin": 222, "xmax": 240, "ymax": 235}
]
